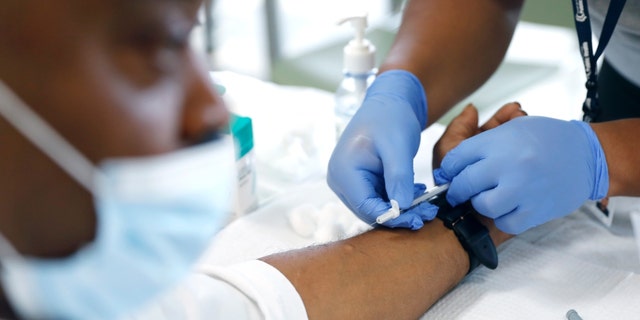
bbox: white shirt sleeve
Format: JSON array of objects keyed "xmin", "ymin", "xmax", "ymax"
[{"xmin": 127, "ymin": 260, "xmax": 308, "ymax": 320}]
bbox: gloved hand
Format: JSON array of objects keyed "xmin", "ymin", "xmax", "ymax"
[
  {"xmin": 327, "ymin": 70, "xmax": 438, "ymax": 229},
  {"xmin": 434, "ymin": 116, "xmax": 609, "ymax": 234}
]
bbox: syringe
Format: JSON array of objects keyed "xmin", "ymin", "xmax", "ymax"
[{"xmin": 375, "ymin": 183, "xmax": 450, "ymax": 225}]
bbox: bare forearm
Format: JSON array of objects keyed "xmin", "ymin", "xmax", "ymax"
[
  {"xmin": 591, "ymin": 119, "xmax": 640, "ymax": 197},
  {"xmin": 261, "ymin": 219, "xmax": 510, "ymax": 320},
  {"xmin": 380, "ymin": 0, "xmax": 524, "ymax": 125}
]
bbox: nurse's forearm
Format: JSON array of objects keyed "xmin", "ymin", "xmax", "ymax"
[
  {"xmin": 380, "ymin": 0, "xmax": 524, "ymax": 125},
  {"xmin": 591, "ymin": 119, "xmax": 640, "ymax": 197},
  {"xmin": 261, "ymin": 218, "xmax": 511, "ymax": 320}
]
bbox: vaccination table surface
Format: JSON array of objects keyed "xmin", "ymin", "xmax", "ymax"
[{"xmin": 199, "ymin": 22, "xmax": 640, "ymax": 319}]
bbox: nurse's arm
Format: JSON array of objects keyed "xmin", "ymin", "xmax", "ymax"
[
  {"xmin": 591, "ymin": 119, "xmax": 640, "ymax": 197},
  {"xmin": 380, "ymin": 0, "xmax": 524, "ymax": 126}
]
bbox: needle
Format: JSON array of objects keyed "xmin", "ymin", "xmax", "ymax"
[{"xmin": 375, "ymin": 183, "xmax": 450, "ymax": 224}]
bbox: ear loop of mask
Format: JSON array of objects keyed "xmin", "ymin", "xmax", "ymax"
[{"xmin": 0, "ymin": 79, "xmax": 101, "ymax": 193}]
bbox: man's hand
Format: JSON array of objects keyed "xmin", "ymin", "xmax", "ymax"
[
  {"xmin": 433, "ymin": 102, "xmax": 526, "ymax": 168},
  {"xmin": 433, "ymin": 102, "xmax": 525, "ymax": 244}
]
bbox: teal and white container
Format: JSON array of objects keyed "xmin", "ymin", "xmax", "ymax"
[{"xmin": 229, "ymin": 114, "xmax": 258, "ymax": 218}]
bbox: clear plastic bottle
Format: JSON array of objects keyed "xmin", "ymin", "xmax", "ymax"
[
  {"xmin": 334, "ymin": 14, "xmax": 377, "ymax": 140},
  {"xmin": 335, "ymin": 70, "xmax": 376, "ymax": 138}
]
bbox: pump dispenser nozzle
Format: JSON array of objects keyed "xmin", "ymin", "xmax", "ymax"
[
  {"xmin": 337, "ymin": 14, "xmax": 376, "ymax": 74},
  {"xmin": 334, "ymin": 13, "xmax": 378, "ymax": 140}
]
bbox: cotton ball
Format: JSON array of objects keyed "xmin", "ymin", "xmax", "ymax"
[
  {"xmin": 330, "ymin": 202, "xmax": 357, "ymax": 226},
  {"xmin": 309, "ymin": 203, "xmax": 337, "ymax": 243},
  {"xmin": 323, "ymin": 201, "xmax": 372, "ymax": 238},
  {"xmin": 346, "ymin": 220, "xmax": 373, "ymax": 237},
  {"xmin": 319, "ymin": 202, "xmax": 343, "ymax": 220},
  {"xmin": 288, "ymin": 204, "xmax": 319, "ymax": 238},
  {"xmin": 320, "ymin": 202, "xmax": 349, "ymax": 238}
]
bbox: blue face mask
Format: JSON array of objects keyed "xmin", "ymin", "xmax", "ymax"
[{"xmin": 0, "ymin": 79, "xmax": 236, "ymax": 319}]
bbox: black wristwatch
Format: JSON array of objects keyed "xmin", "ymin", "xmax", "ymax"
[{"xmin": 430, "ymin": 194, "xmax": 498, "ymax": 273}]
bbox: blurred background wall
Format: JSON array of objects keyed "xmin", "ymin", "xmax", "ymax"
[{"xmin": 191, "ymin": 0, "xmax": 574, "ymax": 92}]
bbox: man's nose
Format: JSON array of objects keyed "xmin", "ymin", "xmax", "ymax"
[{"xmin": 180, "ymin": 52, "xmax": 229, "ymax": 144}]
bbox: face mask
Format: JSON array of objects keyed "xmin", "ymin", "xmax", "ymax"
[{"xmin": 0, "ymin": 79, "xmax": 236, "ymax": 319}]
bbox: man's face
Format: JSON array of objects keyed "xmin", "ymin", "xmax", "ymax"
[{"xmin": 0, "ymin": 0, "xmax": 227, "ymax": 257}]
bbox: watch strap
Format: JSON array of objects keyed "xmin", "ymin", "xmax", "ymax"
[{"xmin": 435, "ymin": 199, "xmax": 498, "ymax": 273}]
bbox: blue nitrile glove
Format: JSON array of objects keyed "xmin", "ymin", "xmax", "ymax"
[
  {"xmin": 434, "ymin": 116, "xmax": 609, "ymax": 234},
  {"xmin": 327, "ymin": 70, "xmax": 439, "ymax": 230}
]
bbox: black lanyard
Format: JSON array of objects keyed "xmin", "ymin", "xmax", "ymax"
[{"xmin": 571, "ymin": 0, "xmax": 627, "ymax": 122}]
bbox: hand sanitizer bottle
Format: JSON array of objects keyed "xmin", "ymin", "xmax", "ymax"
[{"xmin": 334, "ymin": 14, "xmax": 377, "ymax": 140}]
